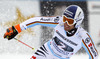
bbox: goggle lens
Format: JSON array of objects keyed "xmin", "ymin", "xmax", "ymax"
[{"xmin": 63, "ymin": 16, "xmax": 74, "ymax": 25}]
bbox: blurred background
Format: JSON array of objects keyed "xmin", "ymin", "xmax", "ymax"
[{"xmin": 0, "ymin": 0, "xmax": 100, "ymax": 59}]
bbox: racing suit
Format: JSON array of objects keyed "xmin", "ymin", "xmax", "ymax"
[{"xmin": 18, "ymin": 16, "xmax": 98, "ymax": 59}]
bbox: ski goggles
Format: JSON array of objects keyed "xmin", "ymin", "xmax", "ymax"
[{"xmin": 63, "ymin": 15, "xmax": 76, "ymax": 26}]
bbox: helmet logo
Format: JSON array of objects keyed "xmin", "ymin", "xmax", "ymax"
[
  {"xmin": 76, "ymin": 18, "xmax": 82, "ymax": 22},
  {"xmin": 64, "ymin": 10, "xmax": 73, "ymax": 17},
  {"xmin": 77, "ymin": 12, "xmax": 81, "ymax": 17}
]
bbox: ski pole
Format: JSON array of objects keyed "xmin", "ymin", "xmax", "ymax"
[{"xmin": 14, "ymin": 38, "xmax": 34, "ymax": 50}]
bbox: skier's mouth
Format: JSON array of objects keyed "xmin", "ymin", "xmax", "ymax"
[{"xmin": 65, "ymin": 26, "xmax": 70, "ymax": 29}]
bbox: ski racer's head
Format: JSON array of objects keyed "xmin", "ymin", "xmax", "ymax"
[{"xmin": 63, "ymin": 5, "xmax": 84, "ymax": 31}]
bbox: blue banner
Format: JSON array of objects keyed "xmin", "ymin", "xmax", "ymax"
[
  {"xmin": 40, "ymin": 0, "xmax": 87, "ymax": 1},
  {"xmin": 40, "ymin": 0, "xmax": 100, "ymax": 1}
]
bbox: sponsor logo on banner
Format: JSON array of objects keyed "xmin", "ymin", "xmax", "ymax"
[
  {"xmin": 88, "ymin": 2, "xmax": 100, "ymax": 13},
  {"xmin": 92, "ymin": 5, "xmax": 100, "ymax": 9}
]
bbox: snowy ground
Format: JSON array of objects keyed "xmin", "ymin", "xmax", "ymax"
[
  {"xmin": 0, "ymin": 53, "xmax": 100, "ymax": 59},
  {"xmin": 0, "ymin": 54, "xmax": 32, "ymax": 59},
  {"xmin": 0, "ymin": 54, "xmax": 89, "ymax": 59}
]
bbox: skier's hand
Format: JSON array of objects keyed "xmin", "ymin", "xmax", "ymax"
[{"xmin": 4, "ymin": 24, "xmax": 21, "ymax": 40}]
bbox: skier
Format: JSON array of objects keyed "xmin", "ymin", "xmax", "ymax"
[{"xmin": 4, "ymin": 5, "xmax": 98, "ymax": 59}]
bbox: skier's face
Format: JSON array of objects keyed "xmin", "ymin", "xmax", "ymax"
[{"xmin": 64, "ymin": 22, "xmax": 74, "ymax": 31}]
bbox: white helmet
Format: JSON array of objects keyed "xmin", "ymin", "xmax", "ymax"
[{"xmin": 63, "ymin": 5, "xmax": 84, "ymax": 28}]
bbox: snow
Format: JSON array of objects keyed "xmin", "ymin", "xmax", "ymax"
[
  {"xmin": 0, "ymin": 0, "xmax": 41, "ymax": 59},
  {"xmin": 0, "ymin": 54, "xmax": 89, "ymax": 59},
  {"xmin": 0, "ymin": 54, "xmax": 32, "ymax": 59}
]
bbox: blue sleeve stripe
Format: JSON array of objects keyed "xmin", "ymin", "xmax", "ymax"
[
  {"xmin": 26, "ymin": 21, "xmax": 58, "ymax": 26},
  {"xmin": 27, "ymin": 23, "xmax": 38, "ymax": 28},
  {"xmin": 27, "ymin": 21, "xmax": 58, "ymax": 28},
  {"xmin": 82, "ymin": 40, "xmax": 93, "ymax": 59}
]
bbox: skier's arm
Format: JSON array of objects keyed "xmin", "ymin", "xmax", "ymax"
[
  {"xmin": 81, "ymin": 33, "xmax": 98, "ymax": 59},
  {"xmin": 4, "ymin": 16, "xmax": 60, "ymax": 40},
  {"xmin": 20, "ymin": 16, "xmax": 59, "ymax": 31}
]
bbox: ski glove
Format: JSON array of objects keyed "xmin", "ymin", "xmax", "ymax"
[{"xmin": 4, "ymin": 24, "xmax": 21, "ymax": 40}]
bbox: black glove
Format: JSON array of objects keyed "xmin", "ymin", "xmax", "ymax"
[{"xmin": 4, "ymin": 26, "xmax": 18, "ymax": 40}]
